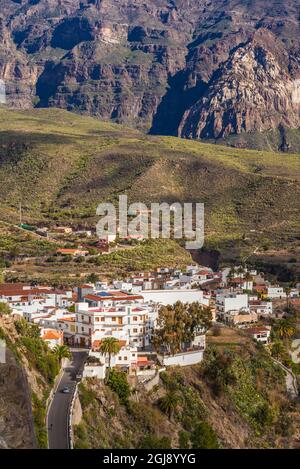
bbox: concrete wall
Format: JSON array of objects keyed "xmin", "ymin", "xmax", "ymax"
[
  {"xmin": 140, "ymin": 290, "xmax": 205, "ymax": 306},
  {"xmin": 72, "ymin": 394, "xmax": 83, "ymax": 427},
  {"xmin": 224, "ymin": 295, "xmax": 248, "ymax": 312},
  {"xmin": 159, "ymin": 350, "xmax": 204, "ymax": 367},
  {"xmin": 83, "ymin": 365, "xmax": 106, "ymax": 380}
]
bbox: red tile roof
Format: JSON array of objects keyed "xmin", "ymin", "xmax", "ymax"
[
  {"xmin": 92, "ymin": 339, "xmax": 127, "ymax": 350},
  {"xmin": 57, "ymin": 248, "xmax": 88, "ymax": 255},
  {"xmin": 84, "ymin": 292, "xmax": 143, "ymax": 302},
  {"xmin": 42, "ymin": 330, "xmax": 63, "ymax": 340}
]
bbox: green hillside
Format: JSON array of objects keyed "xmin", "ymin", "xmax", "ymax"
[{"xmin": 0, "ymin": 107, "xmax": 299, "ymax": 265}]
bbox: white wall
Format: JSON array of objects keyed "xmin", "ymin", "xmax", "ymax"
[
  {"xmin": 83, "ymin": 365, "xmax": 106, "ymax": 380},
  {"xmin": 217, "ymin": 294, "xmax": 248, "ymax": 313},
  {"xmin": 159, "ymin": 350, "xmax": 204, "ymax": 367},
  {"xmin": 267, "ymin": 288, "xmax": 285, "ymax": 299},
  {"xmin": 140, "ymin": 290, "xmax": 206, "ymax": 306}
]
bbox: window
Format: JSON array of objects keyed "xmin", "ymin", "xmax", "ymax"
[
  {"xmin": 133, "ymin": 316, "xmax": 138, "ymax": 321},
  {"xmin": 133, "ymin": 328, "xmax": 138, "ymax": 333},
  {"xmin": 101, "ymin": 317, "xmax": 105, "ymax": 321},
  {"xmin": 124, "ymin": 356, "xmax": 128, "ymax": 361},
  {"xmin": 112, "ymin": 317, "xmax": 116, "ymax": 322},
  {"xmin": 95, "ymin": 317, "xmax": 99, "ymax": 322}
]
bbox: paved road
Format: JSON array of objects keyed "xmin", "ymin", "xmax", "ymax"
[
  {"xmin": 47, "ymin": 350, "xmax": 87, "ymax": 449},
  {"xmin": 271, "ymin": 357, "xmax": 298, "ymax": 399}
]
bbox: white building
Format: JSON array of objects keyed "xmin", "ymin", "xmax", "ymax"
[
  {"xmin": 75, "ymin": 301, "xmax": 155, "ymax": 348},
  {"xmin": 83, "ymin": 339, "xmax": 155, "ymax": 378},
  {"xmin": 40, "ymin": 328, "xmax": 64, "ymax": 349},
  {"xmin": 267, "ymin": 287, "xmax": 286, "ymax": 299},
  {"xmin": 249, "ymin": 301, "xmax": 273, "ymax": 316},
  {"xmin": 216, "ymin": 292, "xmax": 248, "ymax": 314},
  {"xmin": 0, "ymin": 285, "xmax": 73, "ymax": 316},
  {"xmin": 222, "ymin": 309, "xmax": 258, "ymax": 327},
  {"xmin": 140, "ymin": 289, "xmax": 208, "ymax": 306},
  {"xmin": 246, "ymin": 326, "xmax": 271, "ymax": 345}
]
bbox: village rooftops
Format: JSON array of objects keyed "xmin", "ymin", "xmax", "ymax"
[
  {"xmin": 31, "ymin": 313, "xmax": 53, "ymax": 321},
  {"xmin": 58, "ymin": 316, "xmax": 75, "ymax": 322},
  {"xmin": 57, "ymin": 248, "xmax": 89, "ymax": 256},
  {"xmin": 254, "ymin": 285, "xmax": 268, "ymax": 292},
  {"xmin": 81, "ymin": 304, "xmax": 148, "ymax": 314},
  {"xmin": 84, "ymin": 291, "xmax": 144, "ymax": 302},
  {"xmin": 92, "ymin": 339, "xmax": 127, "ymax": 350},
  {"xmin": 136, "ymin": 356, "xmax": 154, "ymax": 367},
  {"xmin": 196, "ymin": 269, "xmax": 213, "ymax": 275},
  {"xmin": 245, "ymin": 326, "xmax": 271, "ymax": 335},
  {"xmin": 249, "ymin": 300, "xmax": 271, "ymax": 305},
  {"xmin": 41, "ymin": 329, "xmax": 63, "ymax": 340},
  {"xmin": 230, "ymin": 277, "xmax": 252, "ymax": 284},
  {"xmin": 0, "ymin": 285, "xmax": 70, "ymax": 298}
]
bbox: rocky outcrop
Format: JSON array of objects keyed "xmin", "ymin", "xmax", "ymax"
[
  {"xmin": 1, "ymin": 1, "xmax": 300, "ymax": 143},
  {"xmin": 0, "ymin": 315, "xmax": 38, "ymax": 449},
  {"xmin": 179, "ymin": 30, "xmax": 300, "ymax": 139},
  {"xmin": 0, "ymin": 348, "xmax": 36, "ymax": 449},
  {"xmin": 0, "ymin": 18, "xmax": 38, "ymax": 108}
]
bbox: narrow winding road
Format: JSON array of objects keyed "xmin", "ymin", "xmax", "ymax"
[
  {"xmin": 47, "ymin": 350, "xmax": 87, "ymax": 449},
  {"xmin": 271, "ymin": 357, "xmax": 298, "ymax": 399}
]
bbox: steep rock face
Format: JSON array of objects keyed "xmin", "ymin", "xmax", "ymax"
[
  {"xmin": 0, "ymin": 349, "xmax": 36, "ymax": 449},
  {"xmin": 179, "ymin": 30, "xmax": 300, "ymax": 139},
  {"xmin": 1, "ymin": 1, "xmax": 300, "ymax": 142},
  {"xmin": 0, "ymin": 17, "xmax": 38, "ymax": 108},
  {"xmin": 0, "ymin": 315, "xmax": 37, "ymax": 449}
]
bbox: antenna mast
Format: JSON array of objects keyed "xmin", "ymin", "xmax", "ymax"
[{"xmin": 19, "ymin": 202, "xmax": 22, "ymax": 226}]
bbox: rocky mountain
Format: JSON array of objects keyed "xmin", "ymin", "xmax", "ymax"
[
  {"xmin": 1, "ymin": 1, "xmax": 300, "ymax": 146},
  {"xmin": 0, "ymin": 313, "xmax": 62, "ymax": 448}
]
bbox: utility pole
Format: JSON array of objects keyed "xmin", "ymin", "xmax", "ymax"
[{"xmin": 19, "ymin": 201, "xmax": 22, "ymax": 226}]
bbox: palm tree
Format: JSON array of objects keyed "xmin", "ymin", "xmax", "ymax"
[
  {"xmin": 237, "ymin": 265, "xmax": 245, "ymax": 287},
  {"xmin": 99, "ymin": 337, "xmax": 121, "ymax": 370},
  {"xmin": 244, "ymin": 271, "xmax": 252, "ymax": 290},
  {"xmin": 275, "ymin": 319, "xmax": 296, "ymax": 340},
  {"xmin": 227, "ymin": 267, "xmax": 235, "ymax": 285},
  {"xmin": 158, "ymin": 391, "xmax": 180, "ymax": 420},
  {"xmin": 53, "ymin": 345, "xmax": 72, "ymax": 365},
  {"xmin": 271, "ymin": 341, "xmax": 285, "ymax": 360},
  {"xmin": 284, "ymin": 286, "xmax": 292, "ymax": 312}
]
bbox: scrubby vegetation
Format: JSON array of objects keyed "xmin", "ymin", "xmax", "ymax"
[
  {"xmin": 15, "ymin": 320, "xmax": 60, "ymax": 384},
  {"xmin": 74, "ymin": 343, "xmax": 299, "ymax": 449},
  {"xmin": 0, "ymin": 107, "xmax": 299, "ymax": 280},
  {"xmin": 93, "ymin": 240, "xmax": 192, "ymax": 277},
  {"xmin": 0, "ymin": 316, "xmax": 62, "ymax": 448}
]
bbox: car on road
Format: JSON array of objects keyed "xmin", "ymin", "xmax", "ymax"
[{"xmin": 61, "ymin": 386, "xmax": 71, "ymax": 394}]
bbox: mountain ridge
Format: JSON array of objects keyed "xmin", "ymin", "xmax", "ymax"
[{"xmin": 1, "ymin": 1, "xmax": 300, "ymax": 149}]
